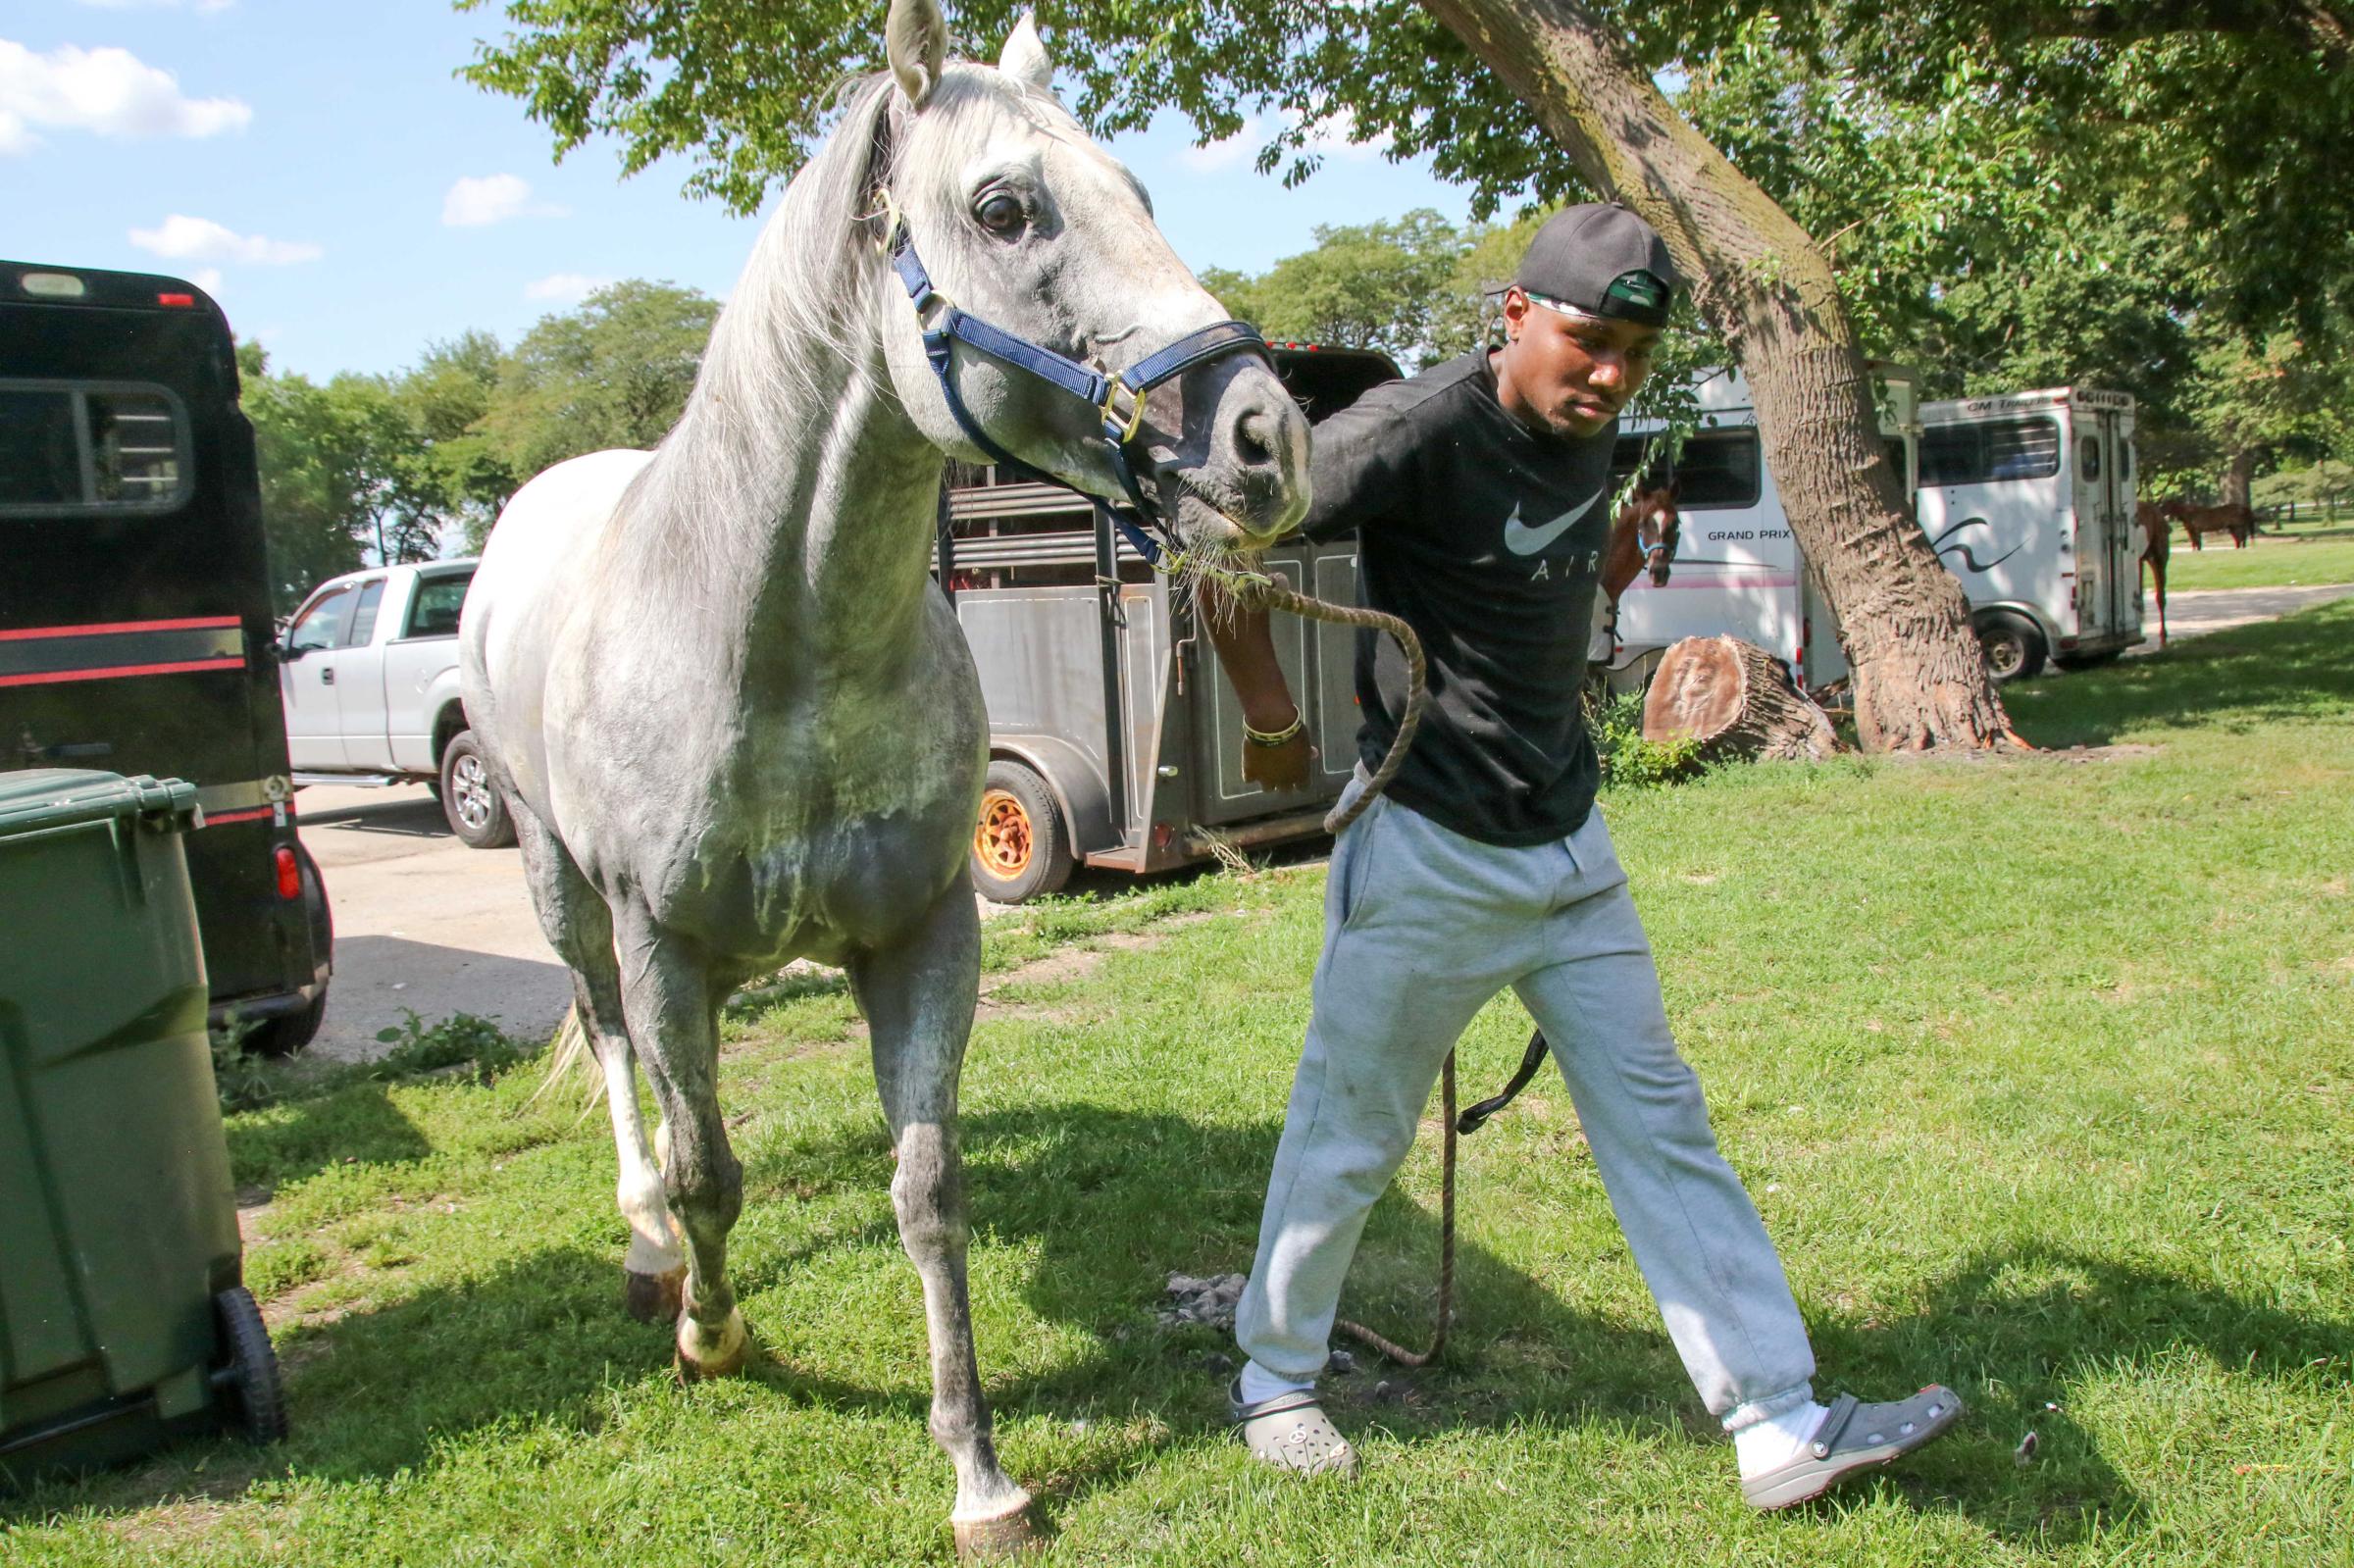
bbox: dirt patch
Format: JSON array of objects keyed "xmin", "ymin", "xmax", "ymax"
[{"xmin": 1882, "ymin": 742, "xmax": 2162, "ymax": 767}]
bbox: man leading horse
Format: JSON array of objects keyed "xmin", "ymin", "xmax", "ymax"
[{"xmin": 1205, "ymin": 204, "xmax": 1963, "ymax": 1510}]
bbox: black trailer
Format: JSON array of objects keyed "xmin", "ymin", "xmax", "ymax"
[
  {"xmin": 939, "ymin": 343, "xmax": 1401, "ymax": 902},
  {"xmin": 1, "ymin": 261, "xmax": 331, "ymax": 1053}
]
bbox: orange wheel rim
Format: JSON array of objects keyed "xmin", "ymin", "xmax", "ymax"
[{"xmin": 975, "ymin": 788, "xmax": 1033, "ymax": 877}]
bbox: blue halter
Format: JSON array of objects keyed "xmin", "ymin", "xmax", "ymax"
[{"xmin": 887, "ymin": 216, "xmax": 1269, "ymax": 565}]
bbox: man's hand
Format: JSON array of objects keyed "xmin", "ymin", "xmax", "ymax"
[{"xmin": 1243, "ymin": 728, "xmax": 1313, "ymax": 792}]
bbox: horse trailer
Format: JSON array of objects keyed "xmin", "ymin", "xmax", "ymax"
[
  {"xmin": 938, "ymin": 344, "xmax": 1400, "ymax": 901},
  {"xmin": 2, "ymin": 260, "xmax": 333, "ymax": 1053},
  {"xmin": 1601, "ymin": 375, "xmax": 2143, "ymax": 689},
  {"xmin": 1917, "ymin": 388, "xmax": 2144, "ymax": 678}
]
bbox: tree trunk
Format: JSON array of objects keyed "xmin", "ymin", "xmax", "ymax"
[
  {"xmin": 2222, "ymin": 447, "xmax": 2257, "ymax": 508},
  {"xmin": 1420, "ymin": 0, "xmax": 2020, "ymax": 750},
  {"xmin": 1643, "ymin": 636, "xmax": 1843, "ymax": 761}
]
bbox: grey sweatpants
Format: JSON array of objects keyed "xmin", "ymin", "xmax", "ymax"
[{"xmin": 1234, "ymin": 780, "xmax": 1817, "ymax": 1432}]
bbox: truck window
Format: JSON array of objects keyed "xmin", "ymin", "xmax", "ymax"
[
  {"xmin": 1919, "ymin": 416, "xmax": 2060, "ymax": 486},
  {"xmin": 1611, "ymin": 427, "xmax": 1762, "ymax": 509},
  {"xmin": 287, "ymin": 582, "xmax": 358, "ymax": 653},
  {"xmin": 345, "ymin": 579, "xmax": 387, "ymax": 646},
  {"xmin": 2078, "ymin": 435, "xmax": 2101, "ymax": 481},
  {"xmin": 403, "ymin": 573, "xmax": 472, "ymax": 638},
  {"xmin": 0, "ymin": 380, "xmax": 189, "ymax": 515}
]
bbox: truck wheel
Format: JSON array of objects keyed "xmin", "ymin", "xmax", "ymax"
[
  {"xmin": 1975, "ymin": 612, "xmax": 2047, "ymax": 683},
  {"xmin": 211, "ymin": 1286, "xmax": 287, "ymax": 1445},
  {"xmin": 970, "ymin": 761, "xmax": 1074, "ymax": 904},
  {"xmin": 439, "ymin": 730, "xmax": 516, "ymax": 848}
]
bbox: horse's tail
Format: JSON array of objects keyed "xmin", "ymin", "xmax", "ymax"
[{"xmin": 528, "ymin": 1003, "xmax": 609, "ymax": 1122}]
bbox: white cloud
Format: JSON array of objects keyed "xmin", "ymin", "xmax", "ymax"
[
  {"xmin": 0, "ymin": 39, "xmax": 250, "ymax": 154},
  {"xmin": 128, "ymin": 214, "xmax": 322, "ymax": 266},
  {"xmin": 187, "ymin": 266, "xmax": 224, "ymax": 294},
  {"xmin": 524, "ymin": 273, "xmax": 609, "ymax": 304},
  {"xmin": 1175, "ymin": 108, "xmax": 1389, "ymax": 176},
  {"xmin": 442, "ymin": 174, "xmax": 566, "ymax": 228}
]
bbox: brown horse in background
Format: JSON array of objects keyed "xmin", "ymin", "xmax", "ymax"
[
  {"xmin": 2163, "ymin": 497, "xmax": 2254, "ymax": 550},
  {"xmin": 1604, "ymin": 479, "xmax": 1681, "ymax": 603},
  {"xmin": 2137, "ymin": 501, "xmax": 2172, "ymax": 647}
]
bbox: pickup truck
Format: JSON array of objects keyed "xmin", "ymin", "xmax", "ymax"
[{"xmin": 277, "ymin": 558, "xmax": 514, "ymax": 846}]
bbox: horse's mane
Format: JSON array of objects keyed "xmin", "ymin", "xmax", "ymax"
[{"xmin": 617, "ymin": 66, "xmax": 1048, "ymax": 586}]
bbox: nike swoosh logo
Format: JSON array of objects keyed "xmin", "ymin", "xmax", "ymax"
[{"xmin": 1501, "ymin": 488, "xmax": 1605, "ymax": 555}]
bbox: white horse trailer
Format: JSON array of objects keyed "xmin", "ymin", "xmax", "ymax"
[
  {"xmin": 1915, "ymin": 388, "xmax": 2144, "ymax": 679},
  {"xmin": 1598, "ymin": 369, "xmax": 1879, "ymax": 693}
]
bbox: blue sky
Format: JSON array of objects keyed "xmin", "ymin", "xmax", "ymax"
[{"xmin": 6, "ymin": 1, "xmax": 1484, "ymax": 380}]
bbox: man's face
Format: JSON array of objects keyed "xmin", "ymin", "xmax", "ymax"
[{"xmin": 1498, "ymin": 287, "xmax": 1662, "ymax": 440}]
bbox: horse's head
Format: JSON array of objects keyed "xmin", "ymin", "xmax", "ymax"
[
  {"xmin": 1631, "ymin": 479, "xmax": 1680, "ymax": 587},
  {"xmin": 871, "ymin": 0, "xmax": 1309, "ymax": 557}
]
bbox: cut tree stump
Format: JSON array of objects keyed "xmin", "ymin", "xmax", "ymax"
[{"xmin": 1642, "ymin": 635, "xmax": 1843, "ymax": 762}]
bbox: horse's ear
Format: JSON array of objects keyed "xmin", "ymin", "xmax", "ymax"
[
  {"xmin": 998, "ymin": 12, "xmax": 1054, "ymax": 92},
  {"xmin": 886, "ymin": 0, "xmax": 949, "ymax": 109}
]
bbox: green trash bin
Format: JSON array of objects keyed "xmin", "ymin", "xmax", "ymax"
[{"xmin": 0, "ymin": 771, "xmax": 284, "ymax": 1491}]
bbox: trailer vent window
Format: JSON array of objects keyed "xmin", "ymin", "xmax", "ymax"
[
  {"xmin": 1610, "ymin": 427, "xmax": 1763, "ymax": 509},
  {"xmin": 1919, "ymin": 416, "xmax": 2060, "ymax": 486},
  {"xmin": 0, "ymin": 379, "xmax": 191, "ymax": 516}
]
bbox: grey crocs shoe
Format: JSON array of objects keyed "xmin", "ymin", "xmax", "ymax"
[
  {"xmin": 1229, "ymin": 1379, "xmax": 1358, "ymax": 1477},
  {"xmin": 1742, "ymin": 1386, "xmax": 1964, "ymax": 1510}
]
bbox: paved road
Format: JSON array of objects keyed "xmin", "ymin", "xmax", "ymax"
[
  {"xmin": 296, "ymin": 784, "xmax": 575, "ymax": 1062},
  {"xmin": 2125, "ymin": 582, "xmax": 2354, "ymax": 654}
]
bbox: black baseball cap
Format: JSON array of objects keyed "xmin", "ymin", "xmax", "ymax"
[{"xmin": 1514, "ymin": 203, "xmax": 1679, "ymax": 329}]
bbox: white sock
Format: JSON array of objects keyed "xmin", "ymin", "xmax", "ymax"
[
  {"xmin": 1733, "ymin": 1400, "xmax": 1830, "ymax": 1478},
  {"xmin": 1237, "ymin": 1359, "xmax": 1315, "ymax": 1406}
]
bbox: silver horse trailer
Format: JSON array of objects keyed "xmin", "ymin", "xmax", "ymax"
[{"xmin": 937, "ymin": 345, "xmax": 1401, "ymax": 902}]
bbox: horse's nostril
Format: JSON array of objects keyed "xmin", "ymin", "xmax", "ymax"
[{"xmin": 1234, "ymin": 410, "xmax": 1279, "ymax": 469}]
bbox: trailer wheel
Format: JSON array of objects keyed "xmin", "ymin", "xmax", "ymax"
[
  {"xmin": 439, "ymin": 730, "xmax": 516, "ymax": 849},
  {"xmin": 211, "ymin": 1287, "xmax": 287, "ymax": 1445},
  {"xmin": 971, "ymin": 761, "xmax": 1074, "ymax": 904},
  {"xmin": 1974, "ymin": 612, "xmax": 2047, "ymax": 683}
]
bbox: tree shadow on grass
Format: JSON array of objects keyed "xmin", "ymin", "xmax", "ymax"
[
  {"xmin": 2005, "ymin": 600, "xmax": 2353, "ymax": 748},
  {"xmin": 14, "ymin": 1108, "xmax": 2345, "ymax": 1554},
  {"xmin": 225, "ymin": 1080, "xmax": 434, "ymax": 1198}
]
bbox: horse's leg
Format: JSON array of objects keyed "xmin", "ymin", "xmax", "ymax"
[
  {"xmin": 848, "ymin": 884, "xmax": 1033, "ymax": 1555},
  {"xmin": 613, "ymin": 911, "xmax": 747, "ymax": 1376},
  {"xmin": 510, "ymin": 801, "xmax": 685, "ymax": 1321}
]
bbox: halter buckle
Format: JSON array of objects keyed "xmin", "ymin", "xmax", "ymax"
[{"xmin": 1100, "ymin": 382, "xmax": 1147, "ymax": 446}]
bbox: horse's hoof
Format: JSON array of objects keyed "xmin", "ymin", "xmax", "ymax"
[
  {"xmin": 674, "ymin": 1306, "xmax": 749, "ymax": 1379},
  {"xmin": 951, "ymin": 1500, "xmax": 1040, "ymax": 1560},
  {"xmin": 624, "ymin": 1265, "xmax": 686, "ymax": 1324}
]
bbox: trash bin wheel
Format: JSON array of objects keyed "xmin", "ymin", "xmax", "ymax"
[{"xmin": 212, "ymin": 1286, "xmax": 288, "ymax": 1445}]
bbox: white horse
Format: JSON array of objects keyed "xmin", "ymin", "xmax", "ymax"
[{"xmin": 459, "ymin": 1, "xmax": 1308, "ymax": 1551}]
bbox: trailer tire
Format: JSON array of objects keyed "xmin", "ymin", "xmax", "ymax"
[
  {"xmin": 970, "ymin": 761, "xmax": 1074, "ymax": 904},
  {"xmin": 1974, "ymin": 612, "xmax": 2047, "ymax": 683},
  {"xmin": 439, "ymin": 730, "xmax": 516, "ymax": 848}
]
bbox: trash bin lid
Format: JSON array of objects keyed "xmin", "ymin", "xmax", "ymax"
[{"xmin": 0, "ymin": 770, "xmax": 200, "ymax": 840}]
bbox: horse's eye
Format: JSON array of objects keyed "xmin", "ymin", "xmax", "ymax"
[{"xmin": 976, "ymin": 193, "xmax": 1025, "ymax": 235}]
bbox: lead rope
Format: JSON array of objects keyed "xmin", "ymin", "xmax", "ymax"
[{"xmin": 1219, "ymin": 569, "xmax": 1457, "ymax": 1366}]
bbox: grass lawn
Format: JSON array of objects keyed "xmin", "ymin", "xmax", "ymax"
[
  {"xmin": 6, "ymin": 607, "xmax": 2352, "ymax": 1566},
  {"xmin": 2166, "ymin": 533, "xmax": 2354, "ymax": 592}
]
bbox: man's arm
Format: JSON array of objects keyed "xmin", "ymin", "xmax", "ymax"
[
  {"xmin": 1203, "ymin": 387, "xmax": 1416, "ymax": 792},
  {"xmin": 1202, "ymin": 585, "xmax": 1313, "ymax": 791}
]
